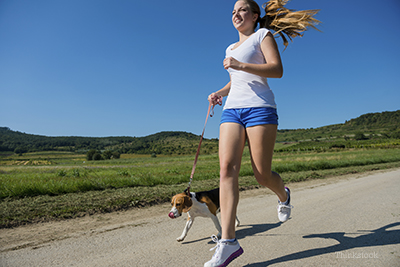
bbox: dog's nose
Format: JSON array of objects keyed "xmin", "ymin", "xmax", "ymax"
[{"xmin": 168, "ymin": 212, "xmax": 175, "ymax": 219}]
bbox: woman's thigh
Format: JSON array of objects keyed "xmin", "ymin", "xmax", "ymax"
[
  {"xmin": 219, "ymin": 123, "xmax": 247, "ymax": 177},
  {"xmin": 246, "ymin": 124, "xmax": 277, "ymax": 180}
]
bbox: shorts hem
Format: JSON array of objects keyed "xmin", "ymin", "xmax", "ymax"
[{"xmin": 220, "ymin": 107, "xmax": 279, "ymax": 128}]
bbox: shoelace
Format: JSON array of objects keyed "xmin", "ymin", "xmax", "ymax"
[
  {"xmin": 209, "ymin": 234, "xmax": 226, "ymax": 261},
  {"xmin": 209, "ymin": 235, "xmax": 220, "ymax": 252},
  {"xmin": 277, "ymin": 203, "xmax": 294, "ymax": 212}
]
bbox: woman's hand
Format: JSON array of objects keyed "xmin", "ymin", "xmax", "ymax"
[
  {"xmin": 222, "ymin": 33, "xmax": 283, "ymax": 78},
  {"xmin": 223, "ymin": 57, "xmax": 242, "ymax": 70},
  {"xmin": 208, "ymin": 93, "xmax": 223, "ymax": 106},
  {"xmin": 208, "ymin": 81, "xmax": 231, "ymax": 106}
]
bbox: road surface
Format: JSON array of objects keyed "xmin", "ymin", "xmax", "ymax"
[{"xmin": 1, "ymin": 169, "xmax": 400, "ymax": 266}]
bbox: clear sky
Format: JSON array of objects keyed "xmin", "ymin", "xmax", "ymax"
[{"xmin": 1, "ymin": 0, "xmax": 399, "ymax": 139}]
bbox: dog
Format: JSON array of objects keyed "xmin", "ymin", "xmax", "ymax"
[{"xmin": 169, "ymin": 188, "xmax": 240, "ymax": 242}]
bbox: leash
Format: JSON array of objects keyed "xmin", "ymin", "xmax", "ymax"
[{"xmin": 186, "ymin": 97, "xmax": 222, "ymax": 195}]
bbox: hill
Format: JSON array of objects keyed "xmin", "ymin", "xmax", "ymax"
[
  {"xmin": 276, "ymin": 110, "xmax": 400, "ymax": 143},
  {"xmin": 0, "ymin": 128, "xmax": 218, "ymax": 156},
  {"xmin": 1, "ymin": 110, "xmax": 399, "ymax": 155}
]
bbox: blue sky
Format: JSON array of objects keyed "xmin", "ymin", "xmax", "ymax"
[{"xmin": 1, "ymin": 0, "xmax": 399, "ymax": 139}]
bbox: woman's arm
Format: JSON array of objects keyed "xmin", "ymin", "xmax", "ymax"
[
  {"xmin": 208, "ymin": 81, "xmax": 231, "ymax": 105},
  {"xmin": 223, "ymin": 32, "xmax": 283, "ymax": 78}
]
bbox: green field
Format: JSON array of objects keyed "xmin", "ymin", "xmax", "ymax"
[
  {"xmin": 2, "ymin": 111, "xmax": 399, "ymax": 227},
  {"xmin": 1, "ymin": 146, "xmax": 400, "ymax": 228}
]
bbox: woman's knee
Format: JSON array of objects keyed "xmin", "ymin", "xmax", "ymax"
[
  {"xmin": 220, "ymin": 168, "xmax": 237, "ymax": 181},
  {"xmin": 219, "ymin": 157, "xmax": 243, "ymax": 182}
]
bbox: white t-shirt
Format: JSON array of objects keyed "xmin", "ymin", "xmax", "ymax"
[{"xmin": 224, "ymin": 28, "xmax": 277, "ymax": 110}]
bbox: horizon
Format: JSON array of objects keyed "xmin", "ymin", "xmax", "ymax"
[
  {"xmin": 1, "ymin": 0, "xmax": 399, "ymax": 138},
  {"xmin": 2, "ymin": 108, "xmax": 398, "ymax": 138}
]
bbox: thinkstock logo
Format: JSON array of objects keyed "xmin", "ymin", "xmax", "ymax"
[{"xmin": 335, "ymin": 251, "xmax": 379, "ymax": 259}]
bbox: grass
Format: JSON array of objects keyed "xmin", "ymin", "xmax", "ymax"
[
  {"xmin": 1, "ymin": 148, "xmax": 400, "ymax": 228},
  {"xmin": 2, "ymin": 149, "xmax": 400, "ymax": 199}
]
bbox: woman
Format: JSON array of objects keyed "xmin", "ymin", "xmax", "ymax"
[{"xmin": 204, "ymin": 1, "xmax": 320, "ymax": 266}]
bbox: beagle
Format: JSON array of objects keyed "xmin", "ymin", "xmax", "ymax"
[{"xmin": 169, "ymin": 188, "xmax": 240, "ymax": 242}]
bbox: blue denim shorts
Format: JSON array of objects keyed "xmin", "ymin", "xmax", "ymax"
[{"xmin": 220, "ymin": 107, "xmax": 278, "ymax": 127}]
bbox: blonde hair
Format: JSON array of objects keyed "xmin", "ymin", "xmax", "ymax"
[{"xmin": 239, "ymin": 0, "xmax": 321, "ymax": 49}]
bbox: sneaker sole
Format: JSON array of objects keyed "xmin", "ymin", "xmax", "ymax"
[{"xmin": 220, "ymin": 247, "xmax": 243, "ymax": 267}]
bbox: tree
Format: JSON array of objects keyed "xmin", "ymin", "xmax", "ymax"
[
  {"xmin": 92, "ymin": 153, "xmax": 102, "ymax": 161},
  {"xmin": 102, "ymin": 150, "xmax": 113, "ymax": 160},
  {"xmin": 14, "ymin": 147, "xmax": 27, "ymax": 156},
  {"xmin": 112, "ymin": 151, "xmax": 120, "ymax": 159},
  {"xmin": 86, "ymin": 149, "xmax": 97, "ymax": 161},
  {"xmin": 391, "ymin": 131, "xmax": 400, "ymax": 139},
  {"xmin": 354, "ymin": 132, "xmax": 367, "ymax": 140}
]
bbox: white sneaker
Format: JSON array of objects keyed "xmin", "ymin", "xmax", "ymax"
[
  {"xmin": 204, "ymin": 235, "xmax": 243, "ymax": 267},
  {"xmin": 277, "ymin": 187, "xmax": 293, "ymax": 222}
]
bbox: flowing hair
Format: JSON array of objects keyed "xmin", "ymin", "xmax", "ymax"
[{"xmin": 241, "ymin": 0, "xmax": 321, "ymax": 49}]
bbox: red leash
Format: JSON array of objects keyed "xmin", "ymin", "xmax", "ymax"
[{"xmin": 186, "ymin": 98, "xmax": 222, "ymax": 195}]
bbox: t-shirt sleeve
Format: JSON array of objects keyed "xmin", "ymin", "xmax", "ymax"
[{"xmin": 257, "ymin": 28, "xmax": 270, "ymax": 44}]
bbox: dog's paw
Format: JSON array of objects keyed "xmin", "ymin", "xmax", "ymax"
[{"xmin": 177, "ymin": 236, "xmax": 185, "ymax": 242}]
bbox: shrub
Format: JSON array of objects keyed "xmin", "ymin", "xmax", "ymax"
[
  {"xmin": 354, "ymin": 132, "xmax": 367, "ymax": 140},
  {"xmin": 330, "ymin": 144, "xmax": 345, "ymax": 149},
  {"xmin": 102, "ymin": 150, "xmax": 113, "ymax": 160},
  {"xmin": 72, "ymin": 169, "xmax": 80, "ymax": 177},
  {"xmin": 391, "ymin": 131, "xmax": 400, "ymax": 139},
  {"xmin": 86, "ymin": 149, "xmax": 97, "ymax": 161},
  {"xmin": 57, "ymin": 170, "xmax": 67, "ymax": 177},
  {"xmin": 14, "ymin": 147, "xmax": 27, "ymax": 156},
  {"xmin": 92, "ymin": 153, "xmax": 102, "ymax": 161},
  {"xmin": 87, "ymin": 149, "xmax": 120, "ymax": 161}
]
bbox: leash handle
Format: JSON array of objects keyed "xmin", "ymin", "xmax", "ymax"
[
  {"xmin": 209, "ymin": 95, "xmax": 223, "ymax": 118},
  {"xmin": 187, "ymin": 99, "xmax": 222, "ymax": 192}
]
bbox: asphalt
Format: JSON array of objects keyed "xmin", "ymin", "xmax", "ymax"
[{"xmin": 1, "ymin": 169, "xmax": 399, "ymax": 267}]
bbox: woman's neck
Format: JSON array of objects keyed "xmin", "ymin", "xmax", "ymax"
[{"xmin": 238, "ymin": 29, "xmax": 255, "ymax": 42}]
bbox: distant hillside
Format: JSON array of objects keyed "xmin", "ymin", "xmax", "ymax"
[
  {"xmin": 343, "ymin": 110, "xmax": 400, "ymax": 129},
  {"xmin": 276, "ymin": 110, "xmax": 400, "ymax": 142},
  {"xmin": 1, "ymin": 110, "xmax": 399, "ymax": 155},
  {"xmin": 0, "ymin": 128, "xmax": 218, "ymax": 156}
]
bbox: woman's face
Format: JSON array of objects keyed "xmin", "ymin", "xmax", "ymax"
[{"xmin": 232, "ymin": 1, "xmax": 257, "ymax": 32}]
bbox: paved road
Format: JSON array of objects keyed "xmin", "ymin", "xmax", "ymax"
[{"xmin": 1, "ymin": 169, "xmax": 400, "ymax": 267}]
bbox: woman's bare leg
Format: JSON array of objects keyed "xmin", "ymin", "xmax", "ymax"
[
  {"xmin": 246, "ymin": 124, "xmax": 287, "ymax": 202},
  {"xmin": 218, "ymin": 122, "xmax": 246, "ymax": 240}
]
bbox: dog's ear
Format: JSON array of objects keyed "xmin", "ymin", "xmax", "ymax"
[{"xmin": 182, "ymin": 195, "xmax": 193, "ymax": 213}]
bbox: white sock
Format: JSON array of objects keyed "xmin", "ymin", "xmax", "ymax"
[
  {"xmin": 279, "ymin": 190, "xmax": 290, "ymax": 205},
  {"xmin": 221, "ymin": 238, "xmax": 236, "ymax": 243},
  {"xmin": 279, "ymin": 198, "xmax": 288, "ymax": 205}
]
